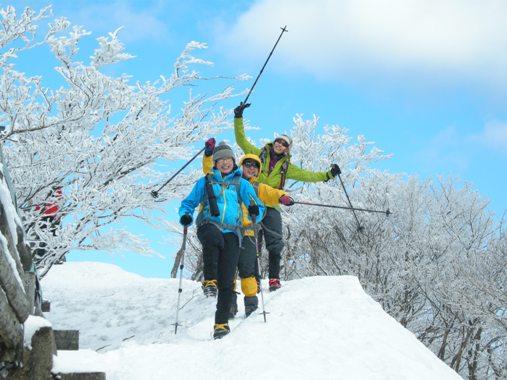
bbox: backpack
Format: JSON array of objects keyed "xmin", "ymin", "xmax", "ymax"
[
  {"xmin": 259, "ymin": 146, "xmax": 290, "ymax": 189},
  {"xmin": 197, "ymin": 173, "xmax": 244, "ymax": 235}
]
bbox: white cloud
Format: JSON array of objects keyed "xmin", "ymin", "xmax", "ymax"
[
  {"xmin": 221, "ymin": 0, "xmax": 507, "ymax": 84},
  {"xmin": 473, "ymin": 122, "xmax": 507, "ymax": 153}
]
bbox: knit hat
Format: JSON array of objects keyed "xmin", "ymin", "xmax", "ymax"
[
  {"xmin": 275, "ymin": 134, "xmax": 292, "ymax": 149},
  {"xmin": 213, "ymin": 141, "xmax": 235, "ymax": 162}
]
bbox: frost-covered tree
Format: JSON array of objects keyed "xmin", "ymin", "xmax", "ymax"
[
  {"xmin": 276, "ymin": 129, "xmax": 506, "ymax": 379},
  {"xmin": 0, "ymin": 5, "xmax": 241, "ymax": 277}
]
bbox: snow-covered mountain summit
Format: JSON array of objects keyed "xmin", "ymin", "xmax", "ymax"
[{"xmin": 43, "ymin": 262, "xmax": 460, "ymax": 379}]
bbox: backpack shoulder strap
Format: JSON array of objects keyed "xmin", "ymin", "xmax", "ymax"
[
  {"xmin": 230, "ymin": 175, "xmax": 243, "ymax": 206},
  {"xmin": 259, "ymin": 146, "xmax": 268, "ymax": 164},
  {"xmin": 279, "ymin": 158, "xmax": 290, "ymax": 189}
]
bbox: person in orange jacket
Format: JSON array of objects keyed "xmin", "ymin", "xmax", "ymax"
[{"xmin": 202, "ymin": 138, "xmax": 294, "ymax": 316}]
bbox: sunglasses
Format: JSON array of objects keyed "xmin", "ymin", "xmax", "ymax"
[
  {"xmin": 243, "ymin": 160, "xmax": 260, "ymax": 169},
  {"xmin": 274, "ymin": 138, "xmax": 289, "ymax": 148}
]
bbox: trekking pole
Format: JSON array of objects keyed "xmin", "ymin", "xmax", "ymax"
[
  {"xmin": 242, "ymin": 26, "xmax": 288, "ymax": 105},
  {"xmin": 293, "ymin": 201, "xmax": 391, "ymax": 216},
  {"xmin": 252, "ymin": 215, "xmax": 268, "ymax": 323},
  {"xmin": 151, "ymin": 147, "xmax": 205, "ymax": 198},
  {"xmin": 173, "ymin": 226, "xmax": 188, "ymax": 335},
  {"xmin": 335, "ymin": 171, "xmax": 364, "ymax": 232}
]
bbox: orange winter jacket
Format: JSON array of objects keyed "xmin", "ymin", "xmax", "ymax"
[{"xmin": 203, "ymin": 153, "xmax": 286, "ymax": 236}]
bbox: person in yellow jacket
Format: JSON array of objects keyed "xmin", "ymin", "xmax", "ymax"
[
  {"xmin": 202, "ymin": 138, "xmax": 294, "ymax": 316},
  {"xmin": 234, "ymin": 102, "xmax": 341, "ymax": 291}
]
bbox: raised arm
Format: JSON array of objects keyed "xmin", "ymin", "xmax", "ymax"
[
  {"xmin": 202, "ymin": 138, "xmax": 215, "ymax": 174},
  {"xmin": 234, "ymin": 103, "xmax": 261, "ymax": 155}
]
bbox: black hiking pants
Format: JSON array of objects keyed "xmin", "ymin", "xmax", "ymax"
[
  {"xmin": 260, "ymin": 207, "xmax": 284, "ymax": 279},
  {"xmin": 197, "ymin": 224, "xmax": 240, "ymax": 324},
  {"xmin": 238, "ymin": 236, "xmax": 258, "ymax": 279}
]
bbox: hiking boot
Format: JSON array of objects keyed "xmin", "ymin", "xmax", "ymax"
[
  {"xmin": 244, "ymin": 296, "xmax": 258, "ymax": 317},
  {"xmin": 202, "ymin": 279, "xmax": 217, "ymax": 297},
  {"xmin": 213, "ymin": 323, "xmax": 230, "ymax": 340},
  {"xmin": 269, "ymin": 278, "xmax": 281, "ymax": 292},
  {"xmin": 229, "ymin": 292, "xmax": 238, "ymax": 318}
]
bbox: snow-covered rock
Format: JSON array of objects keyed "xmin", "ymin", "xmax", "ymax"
[
  {"xmin": 43, "ymin": 262, "xmax": 460, "ymax": 379},
  {"xmin": 23, "ymin": 315, "xmax": 52, "ymax": 349}
]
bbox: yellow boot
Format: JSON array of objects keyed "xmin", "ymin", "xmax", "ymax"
[
  {"xmin": 202, "ymin": 279, "xmax": 217, "ymax": 297},
  {"xmin": 213, "ymin": 323, "xmax": 230, "ymax": 339}
]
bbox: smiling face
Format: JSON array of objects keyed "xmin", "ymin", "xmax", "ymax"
[
  {"xmin": 215, "ymin": 157, "xmax": 234, "ymax": 174},
  {"xmin": 242, "ymin": 159, "xmax": 260, "ymax": 179},
  {"xmin": 273, "ymin": 138, "xmax": 289, "ymax": 155}
]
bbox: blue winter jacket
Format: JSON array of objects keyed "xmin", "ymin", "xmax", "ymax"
[{"xmin": 179, "ymin": 167, "xmax": 265, "ymax": 235}]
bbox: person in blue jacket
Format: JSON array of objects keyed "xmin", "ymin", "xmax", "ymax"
[{"xmin": 179, "ymin": 141, "xmax": 265, "ymax": 339}]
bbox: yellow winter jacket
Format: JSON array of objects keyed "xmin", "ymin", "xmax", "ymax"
[{"xmin": 202, "ymin": 153, "xmax": 286, "ymax": 236}]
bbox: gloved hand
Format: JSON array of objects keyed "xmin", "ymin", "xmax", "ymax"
[
  {"xmin": 180, "ymin": 214, "xmax": 193, "ymax": 226},
  {"xmin": 204, "ymin": 138, "xmax": 216, "ymax": 157},
  {"xmin": 279, "ymin": 195, "xmax": 294, "ymax": 206},
  {"xmin": 248, "ymin": 204, "xmax": 259, "ymax": 217},
  {"xmin": 327, "ymin": 164, "xmax": 341, "ymax": 180},
  {"xmin": 234, "ymin": 102, "xmax": 251, "ymax": 118}
]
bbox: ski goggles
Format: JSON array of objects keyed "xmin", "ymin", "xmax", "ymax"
[
  {"xmin": 274, "ymin": 138, "xmax": 289, "ymax": 148},
  {"xmin": 243, "ymin": 160, "xmax": 260, "ymax": 169}
]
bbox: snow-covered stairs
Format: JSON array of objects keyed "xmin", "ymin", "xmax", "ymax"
[{"xmin": 53, "ymin": 328, "xmax": 106, "ymax": 379}]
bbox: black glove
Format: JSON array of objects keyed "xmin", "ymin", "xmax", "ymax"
[
  {"xmin": 234, "ymin": 102, "xmax": 251, "ymax": 118},
  {"xmin": 327, "ymin": 164, "xmax": 341, "ymax": 179},
  {"xmin": 180, "ymin": 214, "xmax": 193, "ymax": 226},
  {"xmin": 204, "ymin": 137, "xmax": 216, "ymax": 157},
  {"xmin": 248, "ymin": 204, "xmax": 259, "ymax": 217}
]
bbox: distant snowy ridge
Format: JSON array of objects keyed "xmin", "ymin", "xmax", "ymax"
[{"xmin": 43, "ymin": 262, "xmax": 460, "ymax": 379}]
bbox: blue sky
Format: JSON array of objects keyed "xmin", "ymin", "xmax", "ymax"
[{"xmin": 10, "ymin": 0, "xmax": 507, "ymax": 276}]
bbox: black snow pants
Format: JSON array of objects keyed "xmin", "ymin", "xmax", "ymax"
[
  {"xmin": 260, "ymin": 207, "xmax": 283, "ymax": 279},
  {"xmin": 238, "ymin": 236, "xmax": 258, "ymax": 279},
  {"xmin": 197, "ymin": 223, "xmax": 240, "ymax": 324}
]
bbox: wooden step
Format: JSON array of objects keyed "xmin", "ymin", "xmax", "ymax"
[
  {"xmin": 53, "ymin": 350, "xmax": 106, "ymax": 379},
  {"xmin": 54, "ymin": 372, "xmax": 106, "ymax": 380},
  {"xmin": 54, "ymin": 329, "xmax": 79, "ymax": 350},
  {"xmin": 41, "ymin": 299, "xmax": 51, "ymax": 312}
]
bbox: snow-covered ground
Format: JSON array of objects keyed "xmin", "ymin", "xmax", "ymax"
[{"xmin": 43, "ymin": 262, "xmax": 460, "ymax": 379}]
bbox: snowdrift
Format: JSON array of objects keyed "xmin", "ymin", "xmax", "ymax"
[{"xmin": 43, "ymin": 262, "xmax": 460, "ymax": 379}]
